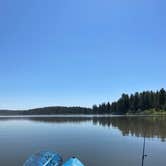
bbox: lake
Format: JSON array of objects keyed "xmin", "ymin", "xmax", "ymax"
[{"xmin": 0, "ymin": 116, "xmax": 166, "ymax": 166}]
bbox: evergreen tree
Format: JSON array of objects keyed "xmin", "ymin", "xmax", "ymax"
[{"xmin": 93, "ymin": 88, "xmax": 166, "ymax": 114}]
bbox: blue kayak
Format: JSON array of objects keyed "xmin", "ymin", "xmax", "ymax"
[
  {"xmin": 63, "ymin": 157, "xmax": 84, "ymax": 166},
  {"xmin": 24, "ymin": 151, "xmax": 84, "ymax": 166},
  {"xmin": 23, "ymin": 151, "xmax": 63, "ymax": 166}
]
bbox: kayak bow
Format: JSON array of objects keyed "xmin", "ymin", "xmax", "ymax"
[
  {"xmin": 63, "ymin": 157, "xmax": 84, "ymax": 166},
  {"xmin": 23, "ymin": 151, "xmax": 63, "ymax": 166}
]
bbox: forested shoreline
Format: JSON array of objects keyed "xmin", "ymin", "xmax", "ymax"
[
  {"xmin": 93, "ymin": 88, "xmax": 166, "ymax": 114},
  {"xmin": 0, "ymin": 107, "xmax": 92, "ymax": 115},
  {"xmin": 0, "ymin": 88, "xmax": 166, "ymax": 115}
]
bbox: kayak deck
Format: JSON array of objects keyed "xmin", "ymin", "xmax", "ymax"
[{"xmin": 24, "ymin": 151, "xmax": 84, "ymax": 166}]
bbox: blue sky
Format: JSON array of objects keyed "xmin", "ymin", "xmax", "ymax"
[{"xmin": 0, "ymin": 0, "xmax": 166, "ymax": 109}]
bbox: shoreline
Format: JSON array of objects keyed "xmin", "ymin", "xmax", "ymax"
[{"xmin": 0, "ymin": 114, "xmax": 166, "ymax": 118}]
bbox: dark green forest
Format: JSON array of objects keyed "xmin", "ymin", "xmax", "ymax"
[
  {"xmin": 0, "ymin": 107, "xmax": 92, "ymax": 115},
  {"xmin": 0, "ymin": 88, "xmax": 166, "ymax": 115},
  {"xmin": 93, "ymin": 88, "xmax": 166, "ymax": 114}
]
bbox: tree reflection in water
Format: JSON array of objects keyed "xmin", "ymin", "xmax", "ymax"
[
  {"xmin": 0, "ymin": 116, "xmax": 166, "ymax": 141},
  {"xmin": 93, "ymin": 116, "xmax": 166, "ymax": 142}
]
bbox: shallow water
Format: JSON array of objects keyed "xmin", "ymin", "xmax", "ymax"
[{"xmin": 0, "ymin": 116, "xmax": 165, "ymax": 166}]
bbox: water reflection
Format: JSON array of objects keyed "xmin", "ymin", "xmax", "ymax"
[
  {"xmin": 0, "ymin": 116, "xmax": 166, "ymax": 141},
  {"xmin": 93, "ymin": 116, "xmax": 166, "ymax": 142}
]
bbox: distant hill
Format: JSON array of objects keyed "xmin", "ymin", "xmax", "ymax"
[{"xmin": 0, "ymin": 106, "xmax": 92, "ymax": 115}]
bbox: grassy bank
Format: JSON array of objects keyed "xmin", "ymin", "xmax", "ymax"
[{"xmin": 127, "ymin": 109, "xmax": 166, "ymax": 115}]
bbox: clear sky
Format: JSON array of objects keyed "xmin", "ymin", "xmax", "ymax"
[{"xmin": 0, "ymin": 0, "xmax": 166, "ymax": 109}]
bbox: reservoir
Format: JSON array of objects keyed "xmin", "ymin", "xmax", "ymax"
[{"xmin": 0, "ymin": 116, "xmax": 165, "ymax": 166}]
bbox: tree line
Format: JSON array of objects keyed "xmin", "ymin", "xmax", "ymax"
[
  {"xmin": 0, "ymin": 88, "xmax": 166, "ymax": 115},
  {"xmin": 92, "ymin": 88, "xmax": 166, "ymax": 114}
]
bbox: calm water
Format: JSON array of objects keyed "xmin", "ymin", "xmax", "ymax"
[{"xmin": 0, "ymin": 116, "xmax": 166, "ymax": 166}]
